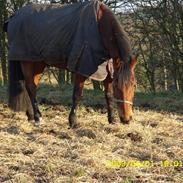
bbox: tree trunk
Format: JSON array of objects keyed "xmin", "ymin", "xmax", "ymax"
[
  {"xmin": 66, "ymin": 70, "xmax": 70, "ymax": 84},
  {"xmin": 180, "ymin": 79, "xmax": 183, "ymax": 93},
  {"xmin": 0, "ymin": 0, "xmax": 8, "ymax": 85},
  {"xmin": 163, "ymin": 65, "xmax": 168, "ymax": 91},
  {"xmin": 58, "ymin": 69, "xmax": 65, "ymax": 85},
  {"xmin": 71, "ymin": 73, "xmax": 74, "ymax": 84}
]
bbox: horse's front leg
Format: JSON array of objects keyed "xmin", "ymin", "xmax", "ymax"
[
  {"xmin": 69, "ymin": 74, "xmax": 86, "ymax": 128},
  {"xmin": 103, "ymin": 74, "xmax": 115, "ymax": 124}
]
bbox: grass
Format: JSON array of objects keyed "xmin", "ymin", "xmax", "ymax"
[{"xmin": 0, "ymin": 84, "xmax": 183, "ymax": 183}]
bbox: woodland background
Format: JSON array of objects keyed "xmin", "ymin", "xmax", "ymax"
[{"xmin": 0, "ymin": 0, "xmax": 183, "ymax": 93}]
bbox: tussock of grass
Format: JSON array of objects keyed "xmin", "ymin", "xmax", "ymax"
[{"xmin": 0, "ymin": 85, "xmax": 183, "ymax": 182}]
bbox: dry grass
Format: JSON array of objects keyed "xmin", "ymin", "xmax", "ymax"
[{"xmin": 0, "ymin": 85, "xmax": 183, "ymax": 183}]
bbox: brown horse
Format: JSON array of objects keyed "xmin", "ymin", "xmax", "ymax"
[{"xmin": 5, "ymin": 1, "xmax": 137, "ymax": 128}]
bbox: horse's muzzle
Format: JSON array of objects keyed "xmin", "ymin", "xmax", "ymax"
[{"xmin": 120, "ymin": 116, "xmax": 132, "ymax": 124}]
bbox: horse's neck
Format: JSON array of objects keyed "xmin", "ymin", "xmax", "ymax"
[{"xmin": 97, "ymin": 3, "xmax": 120, "ymax": 61}]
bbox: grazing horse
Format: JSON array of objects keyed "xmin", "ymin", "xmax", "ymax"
[{"xmin": 4, "ymin": 0, "xmax": 137, "ymax": 128}]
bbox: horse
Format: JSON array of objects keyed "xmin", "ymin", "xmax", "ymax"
[{"xmin": 4, "ymin": 0, "xmax": 137, "ymax": 128}]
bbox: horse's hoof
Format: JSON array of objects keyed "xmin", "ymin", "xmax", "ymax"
[
  {"xmin": 27, "ymin": 116, "xmax": 34, "ymax": 121},
  {"xmin": 69, "ymin": 119, "xmax": 78, "ymax": 129},
  {"xmin": 69, "ymin": 114, "xmax": 77, "ymax": 129},
  {"xmin": 69, "ymin": 122, "xmax": 78, "ymax": 129},
  {"xmin": 34, "ymin": 118, "xmax": 41, "ymax": 126},
  {"xmin": 109, "ymin": 121, "xmax": 116, "ymax": 125},
  {"xmin": 28, "ymin": 119, "xmax": 35, "ymax": 124},
  {"xmin": 108, "ymin": 117, "xmax": 116, "ymax": 124}
]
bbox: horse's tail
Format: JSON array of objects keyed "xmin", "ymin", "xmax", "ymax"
[
  {"xmin": 3, "ymin": 20, "xmax": 9, "ymax": 32},
  {"xmin": 8, "ymin": 61, "xmax": 31, "ymax": 111}
]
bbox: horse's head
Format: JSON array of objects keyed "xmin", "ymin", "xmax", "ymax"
[
  {"xmin": 113, "ymin": 56, "xmax": 137, "ymax": 124},
  {"xmin": 97, "ymin": 2, "xmax": 137, "ymax": 123}
]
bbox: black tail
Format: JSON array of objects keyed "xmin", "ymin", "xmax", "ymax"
[
  {"xmin": 8, "ymin": 61, "xmax": 31, "ymax": 111},
  {"xmin": 3, "ymin": 20, "xmax": 9, "ymax": 32}
]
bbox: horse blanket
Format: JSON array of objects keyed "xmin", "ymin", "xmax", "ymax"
[{"xmin": 7, "ymin": 0, "xmax": 111, "ymax": 80}]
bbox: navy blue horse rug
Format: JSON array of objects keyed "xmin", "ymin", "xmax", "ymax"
[{"xmin": 7, "ymin": 0, "xmax": 112, "ymax": 80}]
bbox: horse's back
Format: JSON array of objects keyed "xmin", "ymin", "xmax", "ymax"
[
  {"xmin": 7, "ymin": 0, "xmax": 110, "ymax": 80},
  {"xmin": 7, "ymin": 3, "xmax": 81, "ymax": 41},
  {"xmin": 7, "ymin": 2, "xmax": 84, "ymax": 61}
]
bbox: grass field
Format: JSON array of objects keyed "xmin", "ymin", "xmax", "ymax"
[{"xmin": 0, "ymin": 84, "xmax": 183, "ymax": 183}]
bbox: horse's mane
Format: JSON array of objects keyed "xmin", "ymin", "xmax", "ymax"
[
  {"xmin": 111, "ymin": 13, "xmax": 132, "ymax": 63},
  {"xmin": 101, "ymin": 3, "xmax": 132, "ymax": 64},
  {"xmin": 102, "ymin": 4, "xmax": 133, "ymax": 87}
]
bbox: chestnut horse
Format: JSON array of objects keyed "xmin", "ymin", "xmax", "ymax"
[{"xmin": 5, "ymin": 2, "xmax": 137, "ymax": 128}]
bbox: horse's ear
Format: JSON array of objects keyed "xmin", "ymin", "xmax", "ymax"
[{"xmin": 130, "ymin": 55, "xmax": 138, "ymax": 70}]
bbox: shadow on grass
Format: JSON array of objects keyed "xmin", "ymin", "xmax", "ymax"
[
  {"xmin": 134, "ymin": 92, "xmax": 183, "ymax": 115},
  {"xmin": 0, "ymin": 84, "xmax": 183, "ymax": 115},
  {"xmin": 37, "ymin": 83, "xmax": 106, "ymax": 112}
]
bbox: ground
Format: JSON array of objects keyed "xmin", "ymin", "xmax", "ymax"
[{"xmin": 0, "ymin": 84, "xmax": 183, "ymax": 183}]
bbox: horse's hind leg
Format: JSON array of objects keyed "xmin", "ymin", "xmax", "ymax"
[
  {"xmin": 25, "ymin": 73, "xmax": 42, "ymax": 120},
  {"xmin": 69, "ymin": 74, "xmax": 86, "ymax": 128},
  {"xmin": 21, "ymin": 61, "xmax": 45, "ymax": 125},
  {"xmin": 32, "ymin": 67, "xmax": 45, "ymax": 120}
]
